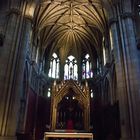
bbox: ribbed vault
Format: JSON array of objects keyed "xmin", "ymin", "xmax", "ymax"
[{"xmin": 33, "ymin": 0, "xmax": 108, "ymax": 61}]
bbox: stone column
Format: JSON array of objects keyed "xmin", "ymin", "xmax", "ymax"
[
  {"xmin": 78, "ymin": 57, "xmax": 82, "ymax": 81},
  {"xmin": 109, "ymin": 4, "xmax": 140, "ymax": 139},
  {"xmin": 0, "ymin": 1, "xmax": 32, "ymax": 139},
  {"xmin": 15, "ymin": 16, "xmax": 32, "ymax": 133},
  {"xmin": 120, "ymin": 12, "xmax": 140, "ymax": 140},
  {"xmin": 109, "ymin": 17, "xmax": 132, "ymax": 140},
  {"xmin": 59, "ymin": 61, "xmax": 65, "ymax": 80}
]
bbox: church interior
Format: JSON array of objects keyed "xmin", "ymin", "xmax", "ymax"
[{"xmin": 0, "ymin": 0, "xmax": 140, "ymax": 140}]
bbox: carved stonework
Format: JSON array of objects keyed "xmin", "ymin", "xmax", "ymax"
[
  {"xmin": 108, "ymin": 18, "xmax": 118, "ymax": 27},
  {"xmin": 50, "ymin": 80, "xmax": 90, "ymax": 132},
  {"xmin": 121, "ymin": 12, "xmax": 135, "ymax": 19}
]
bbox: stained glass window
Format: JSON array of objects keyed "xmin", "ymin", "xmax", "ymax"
[
  {"xmin": 48, "ymin": 53, "xmax": 59, "ymax": 78},
  {"xmin": 64, "ymin": 55, "xmax": 78, "ymax": 80},
  {"xmin": 82, "ymin": 54, "xmax": 93, "ymax": 79}
]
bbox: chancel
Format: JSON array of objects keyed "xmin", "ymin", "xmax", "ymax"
[
  {"xmin": 0, "ymin": 0, "xmax": 140, "ymax": 140},
  {"xmin": 50, "ymin": 80, "xmax": 90, "ymax": 131}
]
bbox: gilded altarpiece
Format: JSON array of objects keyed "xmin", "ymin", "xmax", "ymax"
[{"xmin": 50, "ymin": 80, "xmax": 90, "ymax": 132}]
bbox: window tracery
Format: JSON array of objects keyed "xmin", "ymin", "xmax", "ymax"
[
  {"xmin": 48, "ymin": 53, "xmax": 59, "ymax": 79},
  {"xmin": 64, "ymin": 55, "xmax": 78, "ymax": 80}
]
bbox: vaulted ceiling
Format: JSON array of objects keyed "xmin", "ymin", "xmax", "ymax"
[{"xmin": 33, "ymin": 0, "xmax": 108, "ymax": 61}]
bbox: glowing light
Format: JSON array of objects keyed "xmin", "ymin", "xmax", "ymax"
[
  {"xmin": 103, "ymin": 47, "xmax": 106, "ymax": 65},
  {"xmin": 72, "ymin": 96, "xmax": 76, "ymax": 100},
  {"xmin": 91, "ymin": 90, "xmax": 93, "ymax": 98},
  {"xmin": 35, "ymin": 48, "xmax": 39, "ymax": 63},
  {"xmin": 109, "ymin": 30, "xmax": 113, "ymax": 50},
  {"xmin": 25, "ymin": 2, "xmax": 36, "ymax": 18},
  {"xmin": 47, "ymin": 88, "xmax": 51, "ymax": 98}
]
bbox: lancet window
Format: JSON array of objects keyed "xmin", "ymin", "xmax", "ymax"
[
  {"xmin": 82, "ymin": 54, "xmax": 93, "ymax": 79},
  {"xmin": 48, "ymin": 53, "xmax": 59, "ymax": 79}
]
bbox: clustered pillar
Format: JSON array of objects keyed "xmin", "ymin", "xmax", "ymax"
[{"xmin": 109, "ymin": 3, "xmax": 140, "ymax": 140}]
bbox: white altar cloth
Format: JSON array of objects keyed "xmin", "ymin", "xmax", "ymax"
[{"xmin": 44, "ymin": 132, "xmax": 93, "ymax": 140}]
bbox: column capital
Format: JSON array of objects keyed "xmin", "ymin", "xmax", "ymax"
[
  {"xmin": 121, "ymin": 12, "xmax": 135, "ymax": 19},
  {"xmin": 24, "ymin": 15, "xmax": 33, "ymax": 22},
  {"xmin": 111, "ymin": 0, "xmax": 120, "ymax": 6},
  {"xmin": 7, "ymin": 8, "xmax": 33, "ymax": 22},
  {"xmin": 108, "ymin": 17, "xmax": 118, "ymax": 27},
  {"xmin": 7, "ymin": 8, "xmax": 21, "ymax": 16}
]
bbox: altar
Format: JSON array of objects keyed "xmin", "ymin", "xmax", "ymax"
[
  {"xmin": 44, "ymin": 132, "xmax": 93, "ymax": 140},
  {"xmin": 45, "ymin": 80, "xmax": 93, "ymax": 140}
]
